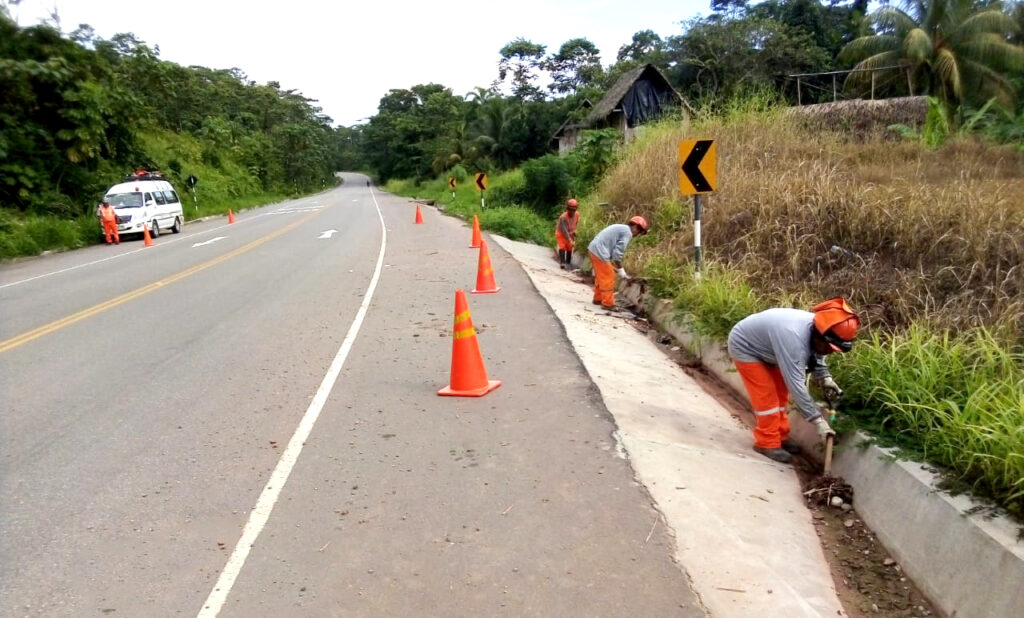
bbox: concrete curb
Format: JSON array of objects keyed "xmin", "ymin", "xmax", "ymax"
[{"xmin": 619, "ymin": 279, "xmax": 1024, "ymax": 618}]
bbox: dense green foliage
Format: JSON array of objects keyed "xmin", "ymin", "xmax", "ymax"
[
  {"xmin": 0, "ymin": 7, "xmax": 347, "ymax": 256},
  {"xmin": 352, "ymin": 0, "xmax": 1022, "ymax": 186}
]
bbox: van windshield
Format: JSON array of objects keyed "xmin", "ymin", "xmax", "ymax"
[{"xmin": 107, "ymin": 193, "xmax": 143, "ymax": 208}]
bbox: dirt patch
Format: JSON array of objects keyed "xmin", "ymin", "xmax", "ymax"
[
  {"xmin": 626, "ymin": 309, "xmax": 940, "ymax": 618},
  {"xmin": 792, "ymin": 462, "xmax": 937, "ymax": 618}
]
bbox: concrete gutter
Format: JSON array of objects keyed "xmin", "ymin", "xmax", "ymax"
[
  {"xmin": 615, "ymin": 273, "xmax": 1024, "ymax": 618},
  {"xmin": 490, "ymin": 235, "xmax": 845, "ymax": 617}
]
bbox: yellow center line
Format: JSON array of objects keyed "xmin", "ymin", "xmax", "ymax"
[{"xmin": 0, "ymin": 210, "xmax": 322, "ymax": 355}]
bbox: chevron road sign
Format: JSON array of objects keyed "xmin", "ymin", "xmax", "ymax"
[{"xmin": 678, "ymin": 139, "xmax": 717, "ymax": 195}]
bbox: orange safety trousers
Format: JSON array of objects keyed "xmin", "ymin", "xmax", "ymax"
[
  {"xmin": 102, "ymin": 218, "xmax": 119, "ymax": 243},
  {"xmin": 556, "ymin": 232, "xmax": 573, "ymax": 251},
  {"xmin": 556, "ymin": 212, "xmax": 578, "ymax": 251},
  {"xmin": 733, "ymin": 360, "xmax": 791, "ymax": 449},
  {"xmin": 589, "ymin": 252, "xmax": 616, "ymax": 307}
]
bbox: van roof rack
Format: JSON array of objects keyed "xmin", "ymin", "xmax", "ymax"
[{"xmin": 123, "ymin": 169, "xmax": 164, "ymax": 182}]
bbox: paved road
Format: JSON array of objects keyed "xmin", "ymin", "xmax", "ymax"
[{"xmin": 0, "ymin": 174, "xmax": 702, "ymax": 616}]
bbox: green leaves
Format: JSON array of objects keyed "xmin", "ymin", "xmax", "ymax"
[{"xmin": 841, "ymin": 0, "xmax": 1024, "ymax": 115}]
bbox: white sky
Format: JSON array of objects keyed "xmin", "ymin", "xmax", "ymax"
[{"xmin": 9, "ymin": 0, "xmax": 709, "ymax": 126}]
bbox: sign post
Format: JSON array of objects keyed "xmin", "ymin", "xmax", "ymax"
[
  {"xmin": 188, "ymin": 174, "xmax": 199, "ymax": 212},
  {"xmin": 448, "ymin": 177, "xmax": 457, "ymax": 199},
  {"xmin": 678, "ymin": 139, "xmax": 717, "ymax": 276},
  {"xmin": 474, "ymin": 173, "xmax": 488, "ymax": 208}
]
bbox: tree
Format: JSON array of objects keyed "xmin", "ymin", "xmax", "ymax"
[
  {"xmin": 543, "ymin": 38, "xmax": 604, "ymax": 94},
  {"xmin": 666, "ymin": 16, "xmax": 831, "ymax": 101},
  {"xmin": 616, "ymin": 29, "xmax": 667, "ymax": 63},
  {"xmin": 496, "ymin": 38, "xmax": 547, "ymax": 100},
  {"xmin": 841, "ymin": 0, "xmax": 1024, "ymax": 112}
]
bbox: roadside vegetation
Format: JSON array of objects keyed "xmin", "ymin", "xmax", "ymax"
[
  {"xmin": 0, "ymin": 9, "xmax": 350, "ymax": 259},
  {"xmin": 579, "ymin": 100, "xmax": 1024, "ymax": 517}
]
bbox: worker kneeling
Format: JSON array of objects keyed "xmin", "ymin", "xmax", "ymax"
[{"xmin": 727, "ymin": 298, "xmax": 859, "ymax": 463}]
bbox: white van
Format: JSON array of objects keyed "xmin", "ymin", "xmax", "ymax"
[{"xmin": 103, "ymin": 170, "xmax": 184, "ymax": 238}]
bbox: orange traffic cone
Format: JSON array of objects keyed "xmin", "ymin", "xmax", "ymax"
[
  {"xmin": 228, "ymin": 209, "xmax": 236, "ymax": 224},
  {"xmin": 415, "ymin": 204, "xmax": 424, "ymax": 224},
  {"xmin": 469, "ymin": 214, "xmax": 481, "ymax": 248},
  {"xmin": 471, "ymin": 239, "xmax": 501, "ymax": 294},
  {"xmin": 438, "ymin": 290, "xmax": 502, "ymax": 397},
  {"xmin": 143, "ymin": 223, "xmax": 154, "ymax": 247}
]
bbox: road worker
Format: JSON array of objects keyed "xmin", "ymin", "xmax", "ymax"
[
  {"xmin": 97, "ymin": 198, "xmax": 119, "ymax": 245},
  {"xmin": 587, "ymin": 215, "xmax": 648, "ymax": 311},
  {"xmin": 555, "ymin": 199, "xmax": 580, "ymax": 270},
  {"xmin": 727, "ymin": 298, "xmax": 859, "ymax": 463}
]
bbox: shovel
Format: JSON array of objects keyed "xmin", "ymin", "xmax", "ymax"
[{"xmin": 823, "ymin": 397, "xmax": 838, "ymax": 475}]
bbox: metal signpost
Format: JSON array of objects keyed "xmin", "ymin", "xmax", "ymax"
[
  {"xmin": 475, "ymin": 173, "xmax": 488, "ymax": 208},
  {"xmin": 678, "ymin": 139, "xmax": 717, "ymax": 276},
  {"xmin": 188, "ymin": 174, "xmax": 199, "ymax": 211}
]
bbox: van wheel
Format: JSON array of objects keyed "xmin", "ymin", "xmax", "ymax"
[
  {"xmin": 150, "ymin": 220, "xmax": 160, "ymax": 238},
  {"xmin": 172, "ymin": 216, "xmax": 182, "ymax": 234}
]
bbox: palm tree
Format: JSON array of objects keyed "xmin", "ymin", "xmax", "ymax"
[{"xmin": 841, "ymin": 0, "xmax": 1024, "ymax": 112}]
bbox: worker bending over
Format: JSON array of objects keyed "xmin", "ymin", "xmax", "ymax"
[
  {"xmin": 587, "ymin": 216, "xmax": 648, "ymax": 311},
  {"xmin": 555, "ymin": 199, "xmax": 580, "ymax": 270},
  {"xmin": 727, "ymin": 298, "xmax": 859, "ymax": 463}
]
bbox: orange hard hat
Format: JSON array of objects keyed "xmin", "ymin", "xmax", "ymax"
[
  {"xmin": 628, "ymin": 215, "xmax": 649, "ymax": 233},
  {"xmin": 567, "ymin": 199, "xmax": 578, "ymax": 208},
  {"xmin": 812, "ymin": 297, "xmax": 859, "ymax": 352}
]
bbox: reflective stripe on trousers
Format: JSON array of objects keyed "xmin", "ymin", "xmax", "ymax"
[{"xmin": 733, "ymin": 360, "xmax": 791, "ymax": 448}]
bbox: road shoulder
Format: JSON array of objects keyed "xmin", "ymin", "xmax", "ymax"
[{"xmin": 490, "ymin": 235, "xmax": 846, "ymax": 618}]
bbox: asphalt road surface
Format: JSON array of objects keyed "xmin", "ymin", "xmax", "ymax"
[{"xmin": 0, "ymin": 174, "xmax": 702, "ymax": 617}]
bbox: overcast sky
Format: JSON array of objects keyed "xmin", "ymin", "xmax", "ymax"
[{"xmin": 9, "ymin": 0, "xmax": 710, "ymax": 126}]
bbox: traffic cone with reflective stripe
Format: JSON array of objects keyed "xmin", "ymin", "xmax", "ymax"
[
  {"xmin": 471, "ymin": 239, "xmax": 501, "ymax": 294},
  {"xmin": 415, "ymin": 204, "xmax": 424, "ymax": 224},
  {"xmin": 469, "ymin": 214, "xmax": 481, "ymax": 248},
  {"xmin": 143, "ymin": 223, "xmax": 154, "ymax": 247},
  {"xmin": 228, "ymin": 209, "xmax": 235, "ymax": 224},
  {"xmin": 438, "ymin": 290, "xmax": 501, "ymax": 397}
]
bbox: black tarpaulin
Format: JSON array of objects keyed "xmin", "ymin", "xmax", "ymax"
[{"xmin": 621, "ymin": 79, "xmax": 672, "ymax": 127}]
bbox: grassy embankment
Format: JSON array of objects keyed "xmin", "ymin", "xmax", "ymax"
[
  {"xmin": 577, "ymin": 102, "xmax": 1024, "ymax": 517},
  {"xmin": 0, "ymin": 129, "xmax": 318, "ymax": 260},
  {"xmin": 383, "ymin": 170, "xmax": 553, "ymax": 247}
]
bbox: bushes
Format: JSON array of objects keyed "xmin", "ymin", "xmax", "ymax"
[
  {"xmin": 521, "ymin": 155, "xmax": 571, "ymax": 217},
  {"xmin": 833, "ymin": 326, "xmax": 1024, "ymax": 517},
  {"xmin": 487, "ymin": 169, "xmax": 528, "ymax": 208},
  {"xmin": 0, "ymin": 210, "xmax": 94, "ymax": 259}
]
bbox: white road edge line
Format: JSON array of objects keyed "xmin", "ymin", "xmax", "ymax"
[{"xmin": 196, "ymin": 187, "xmax": 387, "ymax": 617}]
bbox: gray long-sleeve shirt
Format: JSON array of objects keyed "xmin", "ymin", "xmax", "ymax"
[
  {"xmin": 727, "ymin": 308, "xmax": 831, "ymax": 421},
  {"xmin": 588, "ymin": 224, "xmax": 632, "ymax": 263}
]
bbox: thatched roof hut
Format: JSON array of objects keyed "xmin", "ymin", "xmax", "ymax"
[{"xmin": 553, "ymin": 64, "xmax": 688, "ymax": 154}]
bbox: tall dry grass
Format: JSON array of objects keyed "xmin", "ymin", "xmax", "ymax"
[{"xmin": 592, "ymin": 111, "xmax": 1024, "ymax": 335}]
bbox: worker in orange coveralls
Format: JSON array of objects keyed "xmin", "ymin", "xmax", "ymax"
[
  {"xmin": 97, "ymin": 199, "xmax": 119, "ymax": 245},
  {"xmin": 727, "ymin": 298, "xmax": 859, "ymax": 463},
  {"xmin": 555, "ymin": 198, "xmax": 580, "ymax": 270},
  {"xmin": 587, "ymin": 216, "xmax": 648, "ymax": 311}
]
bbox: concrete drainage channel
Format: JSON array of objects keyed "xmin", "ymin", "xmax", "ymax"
[{"xmin": 614, "ymin": 279, "xmax": 1024, "ymax": 618}]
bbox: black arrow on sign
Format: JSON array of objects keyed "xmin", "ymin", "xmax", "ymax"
[
  {"xmin": 681, "ymin": 140, "xmax": 713, "ymax": 193},
  {"xmin": 475, "ymin": 175, "xmax": 486, "ymax": 191}
]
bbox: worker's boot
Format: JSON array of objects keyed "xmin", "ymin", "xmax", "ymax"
[
  {"xmin": 781, "ymin": 439, "xmax": 802, "ymax": 455},
  {"xmin": 753, "ymin": 445, "xmax": 792, "ymax": 463}
]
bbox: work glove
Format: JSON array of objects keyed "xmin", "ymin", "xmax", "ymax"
[
  {"xmin": 617, "ymin": 267, "xmax": 629, "ymax": 280},
  {"xmin": 819, "ymin": 376, "xmax": 843, "ymax": 402},
  {"xmin": 813, "ymin": 417, "xmax": 835, "ymax": 440}
]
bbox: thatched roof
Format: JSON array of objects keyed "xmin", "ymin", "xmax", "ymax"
[{"xmin": 553, "ymin": 64, "xmax": 687, "ymax": 139}]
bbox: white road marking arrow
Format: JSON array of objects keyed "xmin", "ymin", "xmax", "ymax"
[
  {"xmin": 318, "ymin": 229, "xmax": 339, "ymax": 239},
  {"xmin": 192, "ymin": 236, "xmax": 226, "ymax": 248}
]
